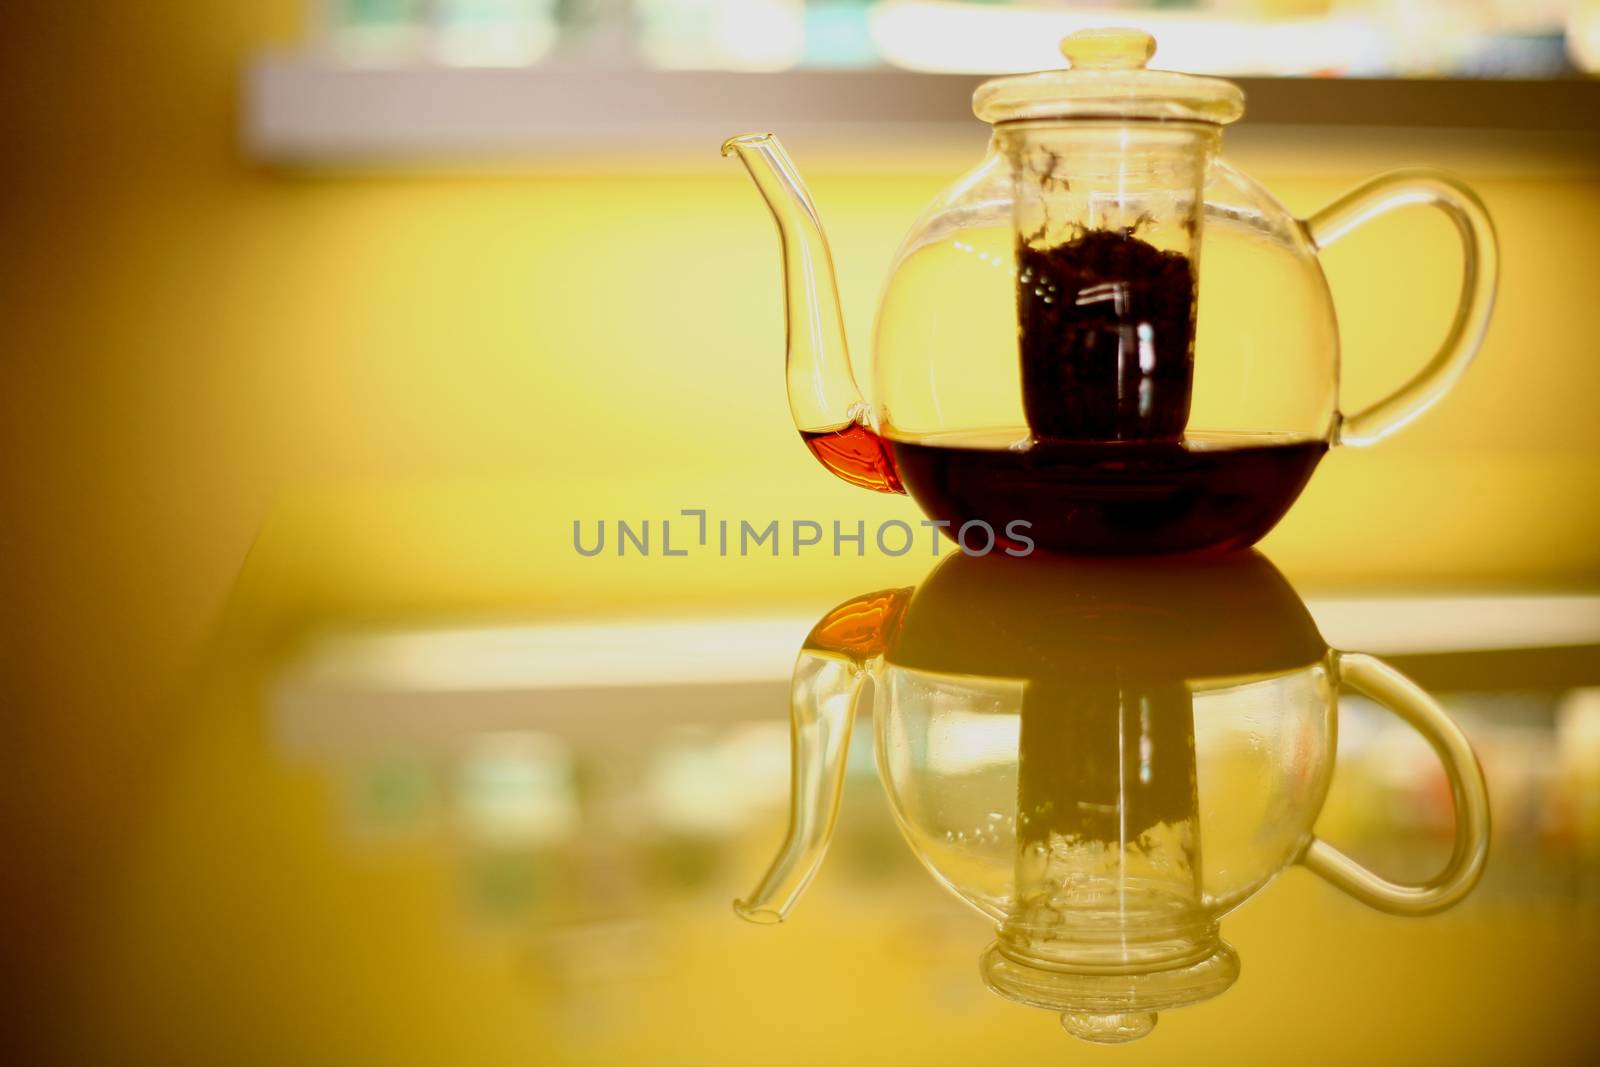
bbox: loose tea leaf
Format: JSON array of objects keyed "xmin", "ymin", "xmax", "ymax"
[
  {"xmin": 1017, "ymin": 228, "xmax": 1197, "ymax": 442},
  {"xmin": 1018, "ymin": 675, "xmax": 1198, "ymax": 849}
]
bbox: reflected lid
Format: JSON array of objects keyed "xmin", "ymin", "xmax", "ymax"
[
  {"xmin": 982, "ymin": 940, "xmax": 1240, "ymax": 1046},
  {"xmin": 973, "ymin": 28, "xmax": 1246, "ymax": 126}
]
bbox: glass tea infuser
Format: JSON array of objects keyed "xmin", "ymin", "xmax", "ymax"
[
  {"xmin": 723, "ymin": 28, "xmax": 1497, "ymax": 554},
  {"xmin": 738, "ymin": 552, "xmax": 1489, "ymax": 1042}
]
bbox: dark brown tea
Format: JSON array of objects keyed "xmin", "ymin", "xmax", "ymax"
[
  {"xmin": 891, "ymin": 433, "xmax": 1326, "ymax": 555},
  {"xmin": 794, "ymin": 228, "xmax": 1313, "ymax": 552},
  {"xmin": 1016, "ymin": 228, "xmax": 1197, "ymax": 443}
]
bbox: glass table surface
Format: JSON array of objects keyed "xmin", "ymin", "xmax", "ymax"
[{"xmin": 60, "ymin": 490, "xmax": 1600, "ymax": 1066}]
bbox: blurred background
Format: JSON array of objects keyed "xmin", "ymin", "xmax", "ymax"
[
  {"xmin": 2, "ymin": 0, "xmax": 1598, "ymax": 1062},
  {"xmin": 285, "ymin": 0, "xmax": 1600, "ymax": 76}
]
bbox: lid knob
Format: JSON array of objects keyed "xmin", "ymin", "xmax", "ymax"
[
  {"xmin": 1059, "ymin": 27, "xmax": 1156, "ymax": 70},
  {"xmin": 1060, "ymin": 1011, "xmax": 1158, "ymax": 1044}
]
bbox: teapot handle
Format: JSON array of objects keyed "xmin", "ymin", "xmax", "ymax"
[
  {"xmin": 1303, "ymin": 169, "xmax": 1498, "ymax": 447},
  {"xmin": 1297, "ymin": 652, "xmax": 1490, "ymax": 915}
]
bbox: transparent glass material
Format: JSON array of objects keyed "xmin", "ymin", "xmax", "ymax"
[
  {"xmin": 737, "ymin": 553, "xmax": 1491, "ymax": 1043},
  {"xmin": 722, "ymin": 27, "xmax": 1498, "ymax": 553},
  {"xmin": 878, "ymin": 663, "xmax": 1334, "ymax": 927},
  {"xmin": 971, "ymin": 28, "xmax": 1244, "ymax": 126},
  {"xmin": 877, "ymin": 148, "xmax": 1344, "ymax": 444}
]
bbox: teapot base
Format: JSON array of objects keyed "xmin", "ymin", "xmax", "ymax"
[{"xmin": 892, "ymin": 432, "xmax": 1325, "ymax": 555}]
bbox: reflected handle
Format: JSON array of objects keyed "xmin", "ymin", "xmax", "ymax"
[
  {"xmin": 1304, "ymin": 169, "xmax": 1497, "ymax": 447},
  {"xmin": 1299, "ymin": 652, "xmax": 1489, "ymax": 915}
]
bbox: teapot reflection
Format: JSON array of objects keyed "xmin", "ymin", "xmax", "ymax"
[{"xmin": 741, "ymin": 552, "xmax": 1490, "ymax": 1043}]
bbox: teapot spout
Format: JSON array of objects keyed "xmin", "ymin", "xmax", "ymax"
[{"xmin": 722, "ymin": 134, "xmax": 903, "ymax": 494}]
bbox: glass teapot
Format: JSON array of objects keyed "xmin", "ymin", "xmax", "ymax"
[
  {"xmin": 722, "ymin": 28, "xmax": 1497, "ymax": 554},
  {"xmin": 738, "ymin": 552, "xmax": 1490, "ymax": 1042}
]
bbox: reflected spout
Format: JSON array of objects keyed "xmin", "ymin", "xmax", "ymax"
[
  {"xmin": 733, "ymin": 651, "xmax": 866, "ymax": 923},
  {"xmin": 722, "ymin": 134, "xmax": 901, "ymax": 493},
  {"xmin": 734, "ymin": 588, "xmax": 908, "ymax": 923}
]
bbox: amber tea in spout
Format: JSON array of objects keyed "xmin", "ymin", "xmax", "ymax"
[{"xmin": 800, "ymin": 423, "xmax": 903, "ymax": 494}]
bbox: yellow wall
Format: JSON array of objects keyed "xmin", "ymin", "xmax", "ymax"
[{"xmin": 3, "ymin": 3, "xmax": 1599, "ymax": 1058}]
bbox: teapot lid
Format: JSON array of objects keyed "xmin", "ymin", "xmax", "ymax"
[
  {"xmin": 982, "ymin": 940, "xmax": 1240, "ymax": 1046},
  {"xmin": 973, "ymin": 28, "xmax": 1245, "ymax": 127}
]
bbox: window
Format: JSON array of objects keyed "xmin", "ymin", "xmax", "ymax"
[{"xmin": 311, "ymin": 0, "xmax": 1599, "ymax": 77}]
